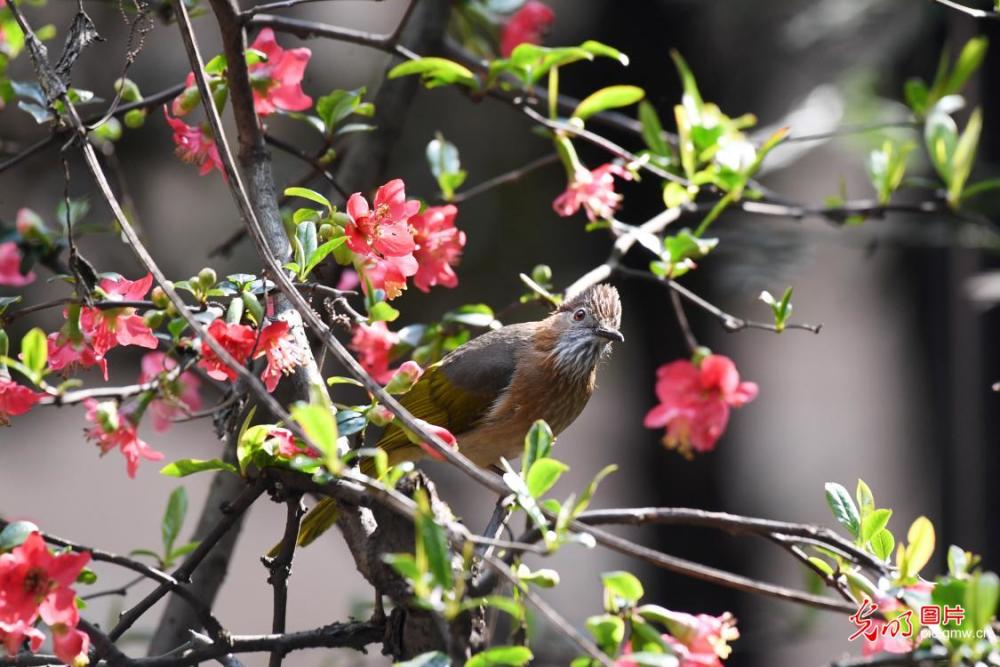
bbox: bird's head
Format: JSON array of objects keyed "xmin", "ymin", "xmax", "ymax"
[{"xmin": 546, "ymin": 283, "xmax": 623, "ymax": 378}]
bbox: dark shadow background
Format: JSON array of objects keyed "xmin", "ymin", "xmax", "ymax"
[{"xmin": 1, "ymin": 1, "xmax": 998, "ymax": 665}]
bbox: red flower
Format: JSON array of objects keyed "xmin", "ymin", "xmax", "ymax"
[
  {"xmin": 346, "ymin": 179, "xmax": 420, "ymax": 299},
  {"xmin": 644, "ymin": 354, "xmax": 758, "ymax": 458},
  {"xmin": 384, "ymin": 360, "xmax": 423, "ymax": 394},
  {"xmin": 197, "ymin": 320, "xmax": 257, "ymax": 382},
  {"xmin": 553, "ymin": 163, "xmax": 632, "ymax": 222},
  {"xmin": 47, "ymin": 332, "xmax": 108, "ymax": 381},
  {"xmin": 349, "ymin": 322, "xmax": 398, "ymax": 383},
  {"xmin": 0, "ymin": 532, "xmax": 90, "ymax": 666},
  {"xmin": 0, "ymin": 242, "xmax": 34, "ymax": 287},
  {"xmin": 267, "ymin": 427, "xmax": 321, "ymax": 459},
  {"xmin": 255, "ymin": 320, "xmax": 307, "ymax": 392},
  {"xmin": 0, "ymin": 378, "xmax": 43, "ymax": 426},
  {"xmin": 83, "ymin": 399, "xmax": 164, "ymax": 478},
  {"xmin": 500, "ymin": 1, "xmax": 555, "ymax": 56},
  {"xmin": 163, "ymin": 107, "xmax": 225, "ymax": 176},
  {"xmin": 248, "ymin": 28, "xmax": 313, "ymax": 116},
  {"xmin": 81, "ymin": 273, "xmax": 157, "ymax": 357},
  {"xmin": 139, "ymin": 352, "xmax": 202, "ymax": 432},
  {"xmin": 410, "ymin": 205, "xmax": 465, "ymax": 292}
]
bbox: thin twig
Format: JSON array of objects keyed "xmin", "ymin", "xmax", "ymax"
[{"xmin": 265, "ymin": 495, "xmax": 305, "ymax": 667}]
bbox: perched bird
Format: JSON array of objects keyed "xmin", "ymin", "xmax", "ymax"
[{"xmin": 295, "ymin": 283, "xmax": 623, "ymax": 547}]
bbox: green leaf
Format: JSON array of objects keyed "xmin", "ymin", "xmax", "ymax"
[
  {"xmin": 161, "ymin": 487, "xmax": 188, "ymax": 556},
  {"xmin": 465, "ymin": 646, "xmax": 532, "ymax": 667},
  {"xmin": 965, "ymin": 571, "xmax": 999, "ymax": 631},
  {"xmin": 443, "ymin": 304, "xmax": 496, "ymax": 329},
  {"xmin": 572, "ymin": 85, "xmax": 645, "ymax": 122},
  {"xmin": 638, "ymin": 100, "xmax": 670, "ymax": 157},
  {"xmin": 856, "ymin": 479, "xmax": 875, "ymax": 520},
  {"xmin": 0, "ymin": 521, "xmax": 39, "ymax": 551},
  {"xmin": 513, "ymin": 563, "xmax": 560, "ymax": 588},
  {"xmin": 670, "ymin": 50, "xmax": 703, "ymax": 114},
  {"xmin": 315, "ymin": 87, "xmax": 372, "ymax": 134},
  {"xmin": 903, "ymin": 516, "xmax": 935, "ymax": 579},
  {"xmin": 924, "ymin": 96, "xmax": 962, "ymax": 184},
  {"xmin": 626, "ymin": 653, "xmax": 679, "ymax": 667},
  {"xmin": 415, "ymin": 490, "xmax": 452, "ymax": 589},
  {"xmin": 296, "ymin": 221, "xmax": 318, "ymax": 266},
  {"xmin": 304, "ymin": 237, "xmax": 346, "ymax": 278},
  {"xmin": 427, "ymin": 132, "xmax": 465, "ymax": 200},
  {"xmin": 388, "ymin": 58, "xmax": 478, "ymax": 89},
  {"xmin": 861, "ymin": 508, "xmax": 892, "ymax": 545},
  {"xmin": 585, "ymin": 614, "xmax": 625, "ymax": 654},
  {"xmin": 944, "ymin": 37, "xmax": 988, "ymax": 97},
  {"xmin": 160, "ymin": 458, "xmax": 238, "ymax": 477},
  {"xmin": 521, "ymin": 419, "xmax": 553, "ymax": 476},
  {"xmin": 948, "ymin": 106, "xmax": 982, "ymax": 207},
  {"xmin": 368, "ymin": 300, "xmax": 400, "ymax": 323},
  {"xmin": 808, "ymin": 556, "xmax": 834, "ymax": 577},
  {"xmin": 904, "ymin": 78, "xmax": 929, "ymax": 116},
  {"xmin": 573, "ymin": 464, "xmax": 617, "ymax": 516},
  {"xmin": 20, "ymin": 327, "xmax": 47, "ymax": 379},
  {"xmin": 824, "ymin": 482, "xmax": 861, "ymax": 538},
  {"xmin": 291, "ymin": 404, "xmax": 338, "ymax": 456},
  {"xmin": 284, "ymin": 186, "xmax": 331, "ymax": 210},
  {"xmin": 396, "ymin": 652, "xmax": 451, "ymax": 667},
  {"xmin": 602, "ymin": 570, "xmax": 644, "ymax": 604},
  {"xmin": 525, "ymin": 458, "xmax": 569, "ymax": 498},
  {"xmin": 336, "ymin": 409, "xmax": 367, "ymax": 437},
  {"xmin": 384, "ymin": 553, "xmax": 421, "ymax": 581},
  {"xmin": 870, "ymin": 529, "xmax": 895, "ymax": 561},
  {"xmin": 168, "ymin": 541, "xmax": 200, "ymax": 560}
]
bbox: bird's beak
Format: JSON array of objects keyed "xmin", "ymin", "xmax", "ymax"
[{"xmin": 594, "ymin": 326, "xmax": 625, "ymax": 343}]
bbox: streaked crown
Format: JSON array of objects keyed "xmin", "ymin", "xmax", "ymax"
[{"xmin": 545, "ymin": 284, "xmax": 623, "ymax": 378}]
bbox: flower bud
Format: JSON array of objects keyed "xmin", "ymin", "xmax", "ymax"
[
  {"xmin": 197, "ymin": 267, "xmax": 217, "ymax": 288},
  {"xmin": 318, "ymin": 223, "xmax": 334, "ymax": 242},
  {"xmin": 144, "ymin": 311, "xmax": 165, "ymax": 329},
  {"xmin": 171, "ymin": 87, "xmax": 201, "ymax": 117},
  {"xmin": 531, "ymin": 264, "xmax": 553, "ymax": 285},
  {"xmin": 383, "ymin": 360, "xmax": 422, "ymax": 394},
  {"xmin": 368, "ymin": 404, "xmax": 396, "ymax": 427},
  {"xmin": 15, "ymin": 208, "xmax": 46, "ymax": 242},
  {"xmin": 151, "ymin": 286, "xmax": 170, "ymax": 309},
  {"xmin": 124, "ymin": 108, "xmax": 147, "ymax": 129},
  {"xmin": 114, "ymin": 78, "xmax": 142, "ymax": 103}
]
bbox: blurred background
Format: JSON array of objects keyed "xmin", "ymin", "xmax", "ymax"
[{"xmin": 2, "ymin": 0, "xmax": 999, "ymax": 665}]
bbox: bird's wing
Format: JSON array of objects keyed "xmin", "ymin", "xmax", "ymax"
[{"xmin": 375, "ymin": 322, "xmax": 538, "ymax": 452}]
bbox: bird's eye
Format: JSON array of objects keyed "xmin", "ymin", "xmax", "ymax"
[{"xmin": 572, "ymin": 308, "xmax": 587, "ymax": 322}]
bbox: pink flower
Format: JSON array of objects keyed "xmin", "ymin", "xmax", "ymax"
[
  {"xmin": 248, "ymin": 28, "xmax": 313, "ymax": 116},
  {"xmin": 661, "ymin": 612, "xmax": 740, "ymax": 667},
  {"xmin": 164, "ymin": 107, "xmax": 224, "ymax": 176},
  {"xmin": 0, "ymin": 242, "xmax": 34, "ymax": 287},
  {"xmin": 51, "ymin": 626, "xmax": 89, "ymax": 667},
  {"xmin": 346, "ymin": 179, "xmax": 420, "ymax": 299},
  {"xmin": 81, "ymin": 273, "xmax": 157, "ymax": 357},
  {"xmin": 349, "ymin": 322, "xmax": 398, "ymax": 383},
  {"xmin": 553, "ymin": 163, "xmax": 632, "ymax": 222},
  {"xmin": 84, "ymin": 399, "xmax": 164, "ymax": 478},
  {"xmin": 47, "ymin": 332, "xmax": 108, "ymax": 381},
  {"xmin": 0, "ymin": 378, "xmax": 43, "ymax": 426},
  {"xmin": 255, "ymin": 320, "xmax": 307, "ymax": 392},
  {"xmin": 643, "ymin": 354, "xmax": 758, "ymax": 458},
  {"xmin": 197, "ymin": 320, "xmax": 257, "ymax": 382},
  {"xmin": 336, "ymin": 269, "xmax": 360, "ymax": 292},
  {"xmin": 139, "ymin": 352, "xmax": 202, "ymax": 432},
  {"xmin": 384, "ymin": 360, "xmax": 423, "ymax": 394},
  {"xmin": 413, "ymin": 418, "xmax": 457, "ymax": 462},
  {"xmin": 267, "ymin": 427, "xmax": 321, "ymax": 459},
  {"xmin": 500, "ymin": 1, "xmax": 555, "ymax": 56},
  {"xmin": 410, "ymin": 205, "xmax": 465, "ymax": 292},
  {"xmin": 0, "ymin": 532, "xmax": 90, "ymax": 664},
  {"xmin": 171, "ymin": 72, "xmax": 200, "ymax": 117}
]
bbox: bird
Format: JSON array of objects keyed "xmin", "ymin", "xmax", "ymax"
[{"xmin": 293, "ymin": 283, "xmax": 623, "ymax": 548}]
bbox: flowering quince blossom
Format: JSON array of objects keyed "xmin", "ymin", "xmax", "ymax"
[
  {"xmin": 0, "ymin": 532, "xmax": 91, "ymax": 666},
  {"xmin": 857, "ymin": 582, "xmax": 932, "ymax": 657},
  {"xmin": 139, "ymin": 352, "xmax": 202, "ymax": 432},
  {"xmin": 346, "ymin": 179, "xmax": 420, "ymax": 299},
  {"xmin": 197, "ymin": 320, "xmax": 257, "ymax": 382},
  {"xmin": 349, "ymin": 321, "xmax": 399, "ymax": 383},
  {"xmin": 0, "ymin": 242, "xmax": 35, "ymax": 287},
  {"xmin": 163, "ymin": 107, "xmax": 225, "ymax": 177},
  {"xmin": 83, "ymin": 399, "xmax": 164, "ymax": 478},
  {"xmin": 500, "ymin": 0, "xmax": 555, "ymax": 56},
  {"xmin": 81, "ymin": 274, "xmax": 158, "ymax": 357},
  {"xmin": 553, "ymin": 163, "xmax": 632, "ymax": 222},
  {"xmin": 255, "ymin": 320, "xmax": 307, "ymax": 392},
  {"xmin": 410, "ymin": 205, "xmax": 465, "ymax": 292},
  {"xmin": 267, "ymin": 427, "xmax": 322, "ymax": 459},
  {"xmin": 644, "ymin": 354, "xmax": 758, "ymax": 458},
  {"xmin": 384, "ymin": 360, "xmax": 423, "ymax": 394},
  {"xmin": 618, "ymin": 612, "xmax": 739, "ymax": 667},
  {"xmin": 47, "ymin": 332, "xmax": 108, "ymax": 380},
  {"xmin": 0, "ymin": 378, "xmax": 44, "ymax": 426},
  {"xmin": 248, "ymin": 29, "xmax": 313, "ymax": 116}
]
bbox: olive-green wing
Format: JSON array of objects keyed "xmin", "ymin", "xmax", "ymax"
[{"xmin": 375, "ymin": 321, "xmax": 538, "ymax": 452}]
